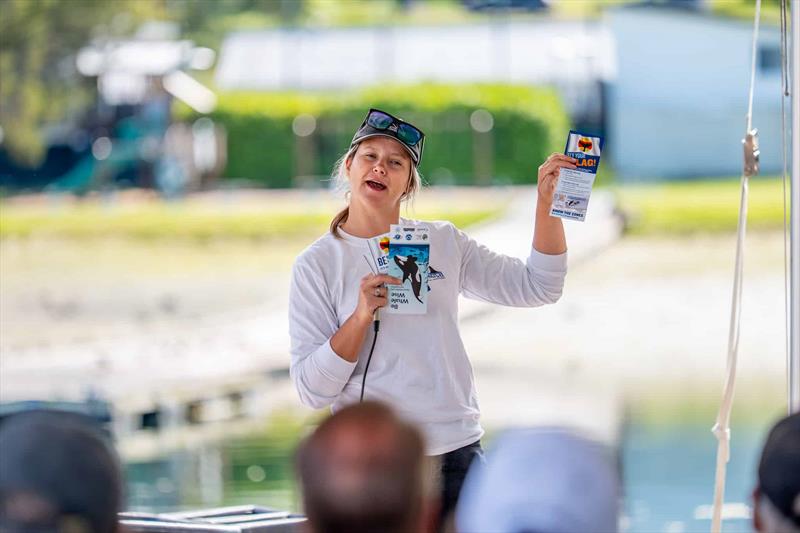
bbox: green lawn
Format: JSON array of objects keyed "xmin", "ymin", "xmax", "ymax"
[
  {"xmin": 2, "ymin": 177, "xmax": 788, "ymax": 240},
  {"xmin": 614, "ymin": 177, "xmax": 788, "ymax": 235},
  {"xmin": 709, "ymin": 0, "xmax": 784, "ymax": 25},
  {"xmin": 0, "ymin": 203, "xmax": 503, "ymax": 242}
]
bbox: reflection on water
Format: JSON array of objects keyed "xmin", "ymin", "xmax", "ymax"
[
  {"xmin": 623, "ymin": 423, "xmax": 767, "ymax": 533},
  {"xmin": 124, "ymin": 414, "xmax": 770, "ymax": 532},
  {"xmin": 125, "ymin": 412, "xmax": 309, "ymax": 513}
]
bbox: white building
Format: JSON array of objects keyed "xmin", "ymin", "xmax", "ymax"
[
  {"xmin": 214, "ymin": 20, "xmax": 615, "ymax": 125},
  {"xmin": 606, "ymin": 6, "xmax": 784, "ymax": 180}
]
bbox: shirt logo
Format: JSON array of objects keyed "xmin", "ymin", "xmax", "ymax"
[{"xmin": 428, "ymin": 266, "xmax": 445, "ymax": 281}]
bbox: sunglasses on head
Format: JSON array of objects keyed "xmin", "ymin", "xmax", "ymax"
[{"xmin": 365, "ymin": 109, "xmax": 425, "ymax": 148}]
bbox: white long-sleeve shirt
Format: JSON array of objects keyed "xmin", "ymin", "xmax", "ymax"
[{"xmin": 288, "ymin": 219, "xmax": 567, "ymax": 455}]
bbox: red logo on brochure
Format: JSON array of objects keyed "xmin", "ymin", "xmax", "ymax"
[{"xmin": 578, "ymin": 137, "xmax": 593, "ymax": 153}]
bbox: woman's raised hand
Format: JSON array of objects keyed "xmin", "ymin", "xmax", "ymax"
[
  {"xmin": 356, "ymin": 273, "xmax": 403, "ymax": 323},
  {"xmin": 537, "ymin": 153, "xmax": 578, "ymax": 207}
]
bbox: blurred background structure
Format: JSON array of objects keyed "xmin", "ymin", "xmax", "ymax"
[
  {"xmin": 1, "ymin": 0, "xmax": 789, "ymax": 192},
  {"xmin": 0, "ymin": 1, "xmax": 794, "ymax": 532},
  {"xmin": 608, "ymin": 7, "xmax": 785, "ymax": 178}
]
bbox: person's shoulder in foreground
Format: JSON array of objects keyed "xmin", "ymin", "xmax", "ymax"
[
  {"xmin": 752, "ymin": 412, "xmax": 800, "ymax": 533},
  {"xmin": 456, "ymin": 427, "xmax": 619, "ymax": 533},
  {"xmin": 0, "ymin": 409, "xmax": 123, "ymax": 533}
]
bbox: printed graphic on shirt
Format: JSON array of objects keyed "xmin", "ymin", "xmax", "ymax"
[{"xmin": 386, "ymin": 225, "xmax": 429, "ymax": 314}]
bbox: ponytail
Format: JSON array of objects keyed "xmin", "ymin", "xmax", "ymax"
[{"xmin": 330, "ymin": 206, "xmax": 349, "ymax": 237}]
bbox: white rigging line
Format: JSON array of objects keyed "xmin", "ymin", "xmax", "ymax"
[
  {"xmin": 746, "ymin": 2, "xmax": 761, "ymax": 133},
  {"xmin": 789, "ymin": 0, "xmax": 800, "ymax": 415},
  {"xmin": 710, "ymin": 1, "xmax": 761, "ymax": 532}
]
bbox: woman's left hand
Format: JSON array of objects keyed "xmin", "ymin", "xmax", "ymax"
[{"xmin": 537, "ymin": 153, "xmax": 578, "ymax": 207}]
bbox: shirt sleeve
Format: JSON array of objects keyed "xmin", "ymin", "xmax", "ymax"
[
  {"xmin": 454, "ymin": 224, "xmax": 568, "ymax": 307},
  {"xmin": 288, "ymin": 258, "xmax": 357, "ymax": 409}
]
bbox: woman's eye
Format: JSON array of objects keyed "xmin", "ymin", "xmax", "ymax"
[
  {"xmin": 391, "ymin": 160, "xmax": 402, "ymax": 166},
  {"xmin": 363, "ymin": 153, "xmax": 376, "ymax": 159}
]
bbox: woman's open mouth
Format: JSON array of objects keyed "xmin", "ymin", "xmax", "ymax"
[{"xmin": 366, "ymin": 180, "xmax": 387, "ymax": 191}]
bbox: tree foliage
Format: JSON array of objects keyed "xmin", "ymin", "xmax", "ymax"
[
  {"xmin": 3, "ymin": 0, "xmax": 105, "ymax": 164},
  {"xmin": 0, "ymin": 0, "xmax": 311, "ymax": 166}
]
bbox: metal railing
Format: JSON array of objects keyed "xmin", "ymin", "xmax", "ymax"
[{"xmin": 120, "ymin": 505, "xmax": 306, "ymax": 533}]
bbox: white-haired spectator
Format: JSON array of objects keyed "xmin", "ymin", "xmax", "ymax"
[{"xmin": 456, "ymin": 428, "xmax": 620, "ymax": 533}]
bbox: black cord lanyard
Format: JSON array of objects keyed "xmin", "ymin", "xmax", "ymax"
[
  {"xmin": 359, "ymin": 319, "xmax": 379, "ymax": 402},
  {"xmin": 359, "ymin": 255, "xmax": 382, "ymax": 402}
]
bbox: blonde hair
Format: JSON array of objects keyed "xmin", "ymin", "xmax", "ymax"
[{"xmin": 329, "ymin": 141, "xmax": 422, "ymax": 238}]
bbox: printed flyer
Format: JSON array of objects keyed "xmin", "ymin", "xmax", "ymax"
[
  {"xmin": 366, "ymin": 233, "xmax": 391, "ymax": 274},
  {"xmin": 385, "ymin": 224, "xmax": 430, "ymax": 315},
  {"xmin": 549, "ymin": 130, "xmax": 604, "ymax": 222}
]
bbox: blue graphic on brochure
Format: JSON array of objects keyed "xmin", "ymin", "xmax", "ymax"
[{"xmin": 385, "ymin": 225, "xmax": 429, "ymax": 315}]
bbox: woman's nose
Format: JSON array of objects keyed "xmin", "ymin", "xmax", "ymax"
[{"xmin": 373, "ymin": 165, "xmax": 385, "ymax": 175}]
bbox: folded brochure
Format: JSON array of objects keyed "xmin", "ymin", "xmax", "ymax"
[
  {"xmin": 549, "ymin": 130, "xmax": 604, "ymax": 222},
  {"xmin": 385, "ymin": 224, "xmax": 429, "ymax": 315},
  {"xmin": 366, "ymin": 233, "xmax": 391, "ymax": 275}
]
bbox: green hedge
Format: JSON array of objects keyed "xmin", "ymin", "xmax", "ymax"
[
  {"xmin": 615, "ymin": 176, "xmax": 786, "ymax": 235},
  {"xmin": 179, "ymin": 83, "xmax": 569, "ymax": 187}
]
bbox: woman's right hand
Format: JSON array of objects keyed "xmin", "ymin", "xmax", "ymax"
[
  {"xmin": 331, "ymin": 273, "xmax": 403, "ymax": 362},
  {"xmin": 356, "ymin": 273, "xmax": 402, "ymax": 323}
]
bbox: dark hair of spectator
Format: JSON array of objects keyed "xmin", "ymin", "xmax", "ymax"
[
  {"xmin": 757, "ymin": 412, "xmax": 800, "ymax": 528},
  {"xmin": 295, "ymin": 401, "xmax": 427, "ymax": 533},
  {"xmin": 0, "ymin": 410, "xmax": 123, "ymax": 533}
]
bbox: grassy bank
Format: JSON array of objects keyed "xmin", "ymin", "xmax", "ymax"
[
  {"xmin": 624, "ymin": 377, "xmax": 787, "ymax": 431},
  {"xmin": 615, "ymin": 177, "xmax": 788, "ymax": 235},
  {"xmin": 0, "ymin": 203, "xmax": 503, "ymax": 241},
  {"xmin": 2, "ymin": 176, "xmax": 789, "ymax": 239}
]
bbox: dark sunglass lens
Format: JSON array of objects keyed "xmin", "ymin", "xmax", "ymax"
[
  {"xmin": 397, "ymin": 125, "xmax": 422, "ymax": 146},
  {"xmin": 367, "ymin": 111, "xmax": 393, "ymax": 130}
]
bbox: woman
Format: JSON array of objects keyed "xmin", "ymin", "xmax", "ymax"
[{"xmin": 289, "ymin": 108, "xmax": 575, "ymax": 517}]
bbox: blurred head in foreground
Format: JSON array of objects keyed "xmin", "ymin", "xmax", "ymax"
[
  {"xmin": 296, "ymin": 401, "xmax": 436, "ymax": 533},
  {"xmin": 456, "ymin": 427, "xmax": 620, "ymax": 533},
  {"xmin": 0, "ymin": 410, "xmax": 123, "ymax": 533},
  {"xmin": 753, "ymin": 412, "xmax": 800, "ymax": 533}
]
